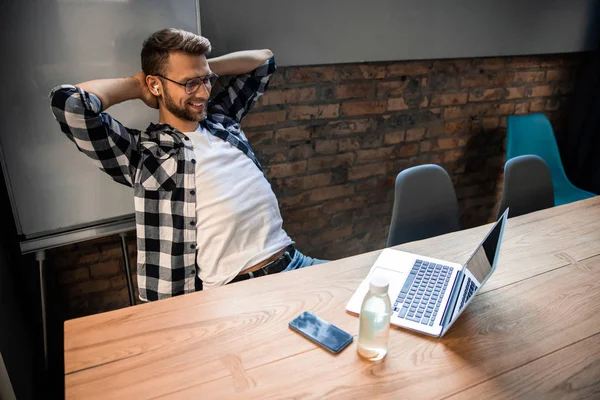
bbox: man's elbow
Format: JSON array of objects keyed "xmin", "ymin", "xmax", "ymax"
[{"xmin": 261, "ymin": 49, "xmax": 274, "ymax": 60}]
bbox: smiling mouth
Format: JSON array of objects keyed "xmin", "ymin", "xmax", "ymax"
[{"xmin": 188, "ymin": 101, "xmax": 205, "ymax": 110}]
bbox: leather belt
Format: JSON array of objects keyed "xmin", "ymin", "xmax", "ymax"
[{"xmin": 230, "ymin": 245, "xmax": 295, "ymax": 283}]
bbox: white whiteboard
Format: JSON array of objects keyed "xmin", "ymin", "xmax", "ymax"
[{"xmin": 0, "ymin": 0, "xmax": 199, "ymax": 239}]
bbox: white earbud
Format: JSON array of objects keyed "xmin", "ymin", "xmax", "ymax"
[{"xmin": 153, "ymin": 85, "xmax": 159, "ymax": 94}]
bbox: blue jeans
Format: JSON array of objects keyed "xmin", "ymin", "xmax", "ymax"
[{"xmin": 284, "ymin": 249, "xmax": 328, "ymax": 271}]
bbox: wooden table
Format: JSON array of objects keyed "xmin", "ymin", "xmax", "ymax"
[{"xmin": 64, "ymin": 197, "xmax": 600, "ymax": 399}]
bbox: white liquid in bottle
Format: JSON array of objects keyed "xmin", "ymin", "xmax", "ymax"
[{"xmin": 357, "ymin": 275, "xmax": 391, "ymax": 361}]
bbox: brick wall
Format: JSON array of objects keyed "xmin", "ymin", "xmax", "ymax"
[{"xmin": 48, "ymin": 53, "xmax": 583, "ymax": 319}]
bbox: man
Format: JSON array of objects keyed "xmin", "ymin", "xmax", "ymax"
[{"xmin": 50, "ymin": 28, "xmax": 325, "ymax": 301}]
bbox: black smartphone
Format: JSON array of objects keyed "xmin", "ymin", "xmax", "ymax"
[{"xmin": 288, "ymin": 311, "xmax": 353, "ymax": 354}]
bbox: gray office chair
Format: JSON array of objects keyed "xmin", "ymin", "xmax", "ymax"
[
  {"xmin": 497, "ymin": 154, "xmax": 554, "ymax": 219},
  {"xmin": 387, "ymin": 164, "xmax": 461, "ymax": 247}
]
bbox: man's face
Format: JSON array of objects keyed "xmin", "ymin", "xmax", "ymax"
[{"xmin": 160, "ymin": 52, "xmax": 211, "ymax": 122}]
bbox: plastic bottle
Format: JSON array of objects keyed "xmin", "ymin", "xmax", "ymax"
[{"xmin": 357, "ymin": 275, "xmax": 391, "ymax": 361}]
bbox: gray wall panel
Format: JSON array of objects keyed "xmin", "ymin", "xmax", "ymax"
[{"xmin": 200, "ymin": 0, "xmax": 599, "ymax": 66}]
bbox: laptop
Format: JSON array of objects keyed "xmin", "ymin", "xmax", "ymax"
[{"xmin": 346, "ymin": 208, "xmax": 509, "ymax": 337}]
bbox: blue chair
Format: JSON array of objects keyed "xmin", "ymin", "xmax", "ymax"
[
  {"xmin": 387, "ymin": 164, "xmax": 460, "ymax": 247},
  {"xmin": 506, "ymin": 113, "xmax": 596, "ymax": 206}
]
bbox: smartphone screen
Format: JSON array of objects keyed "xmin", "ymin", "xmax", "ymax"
[{"xmin": 289, "ymin": 311, "xmax": 353, "ymax": 354}]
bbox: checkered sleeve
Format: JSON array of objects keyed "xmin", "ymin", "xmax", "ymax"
[
  {"xmin": 49, "ymin": 84, "xmax": 140, "ymax": 187},
  {"xmin": 208, "ymin": 55, "xmax": 277, "ymax": 123}
]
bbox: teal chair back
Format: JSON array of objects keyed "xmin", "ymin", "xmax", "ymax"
[{"xmin": 506, "ymin": 113, "xmax": 595, "ymax": 206}]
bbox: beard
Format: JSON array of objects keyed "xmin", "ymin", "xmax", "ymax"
[{"xmin": 162, "ymin": 85, "xmax": 207, "ymax": 122}]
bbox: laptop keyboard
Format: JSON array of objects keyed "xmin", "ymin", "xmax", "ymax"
[
  {"xmin": 394, "ymin": 259, "xmax": 451, "ymax": 326},
  {"xmin": 459, "ymin": 277, "xmax": 477, "ymax": 310}
]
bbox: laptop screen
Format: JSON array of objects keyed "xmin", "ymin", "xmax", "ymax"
[
  {"xmin": 441, "ymin": 209, "xmax": 508, "ymax": 334},
  {"xmin": 465, "ymin": 216, "xmax": 504, "ymax": 284}
]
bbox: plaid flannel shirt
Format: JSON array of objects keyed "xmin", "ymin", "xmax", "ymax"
[{"xmin": 50, "ymin": 56, "xmax": 276, "ymax": 301}]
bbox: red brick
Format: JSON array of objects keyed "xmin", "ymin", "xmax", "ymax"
[
  {"xmin": 469, "ymin": 88, "xmax": 504, "ymax": 102},
  {"xmin": 268, "ymin": 161, "xmax": 307, "ymax": 178},
  {"xmin": 376, "ymin": 81, "xmax": 410, "ymax": 97},
  {"xmin": 383, "ymin": 130, "xmax": 405, "ymax": 145},
  {"xmin": 289, "ymin": 104, "xmax": 339, "ymax": 120},
  {"xmin": 506, "ymin": 87, "xmax": 527, "ymax": 100},
  {"xmin": 421, "ymin": 78, "xmax": 428, "ymax": 88},
  {"xmin": 267, "ymin": 72, "xmax": 285, "ymax": 88},
  {"xmin": 405, "ymin": 128, "xmax": 426, "ymax": 142},
  {"xmin": 310, "ymin": 184, "xmax": 355, "ymax": 202},
  {"xmin": 279, "ymin": 193, "xmax": 311, "ymax": 208},
  {"xmin": 437, "ymin": 138, "xmax": 458, "ymax": 150},
  {"xmin": 426, "ymin": 123, "xmax": 447, "ymax": 138},
  {"xmin": 444, "ymin": 149, "xmax": 463, "ymax": 162},
  {"xmin": 261, "ymin": 87, "xmax": 316, "ymax": 105},
  {"xmin": 430, "ymin": 93, "xmax": 468, "ymax": 106},
  {"xmin": 284, "ymin": 205, "xmax": 325, "ymax": 222},
  {"xmin": 110, "ymin": 274, "xmax": 127, "ymax": 288},
  {"xmin": 546, "ymin": 69, "xmax": 570, "ymax": 81},
  {"xmin": 341, "ymin": 100, "xmax": 387, "ymax": 116},
  {"xmin": 396, "ymin": 143, "xmax": 419, "ymax": 157},
  {"xmin": 274, "ymin": 126, "xmax": 311, "ymax": 142},
  {"xmin": 308, "ymin": 153, "xmax": 356, "ymax": 171},
  {"xmin": 499, "ymin": 103, "xmax": 516, "ymax": 115},
  {"xmin": 280, "ymin": 173, "xmax": 332, "ymax": 190},
  {"xmin": 302, "ymin": 173, "xmax": 332, "ymax": 189},
  {"xmin": 58, "ymin": 267, "xmax": 90, "ymax": 285},
  {"xmin": 90, "ymin": 260, "xmax": 121, "ymax": 279},
  {"xmin": 460, "ymin": 72, "xmax": 512, "ymax": 87},
  {"xmin": 339, "ymin": 137, "xmax": 361, "ymax": 151},
  {"xmin": 387, "ymin": 97, "xmax": 409, "ymax": 111},
  {"xmin": 70, "ymin": 280, "xmax": 111, "ymax": 296},
  {"xmin": 314, "ymin": 140, "xmax": 339, "ymax": 154},
  {"xmin": 420, "ymin": 140, "xmax": 434, "ymax": 152},
  {"xmin": 348, "ymin": 163, "xmax": 387, "ymax": 180},
  {"xmin": 338, "ymin": 64, "xmax": 387, "ymax": 80},
  {"xmin": 332, "ymin": 83, "xmax": 372, "ymax": 99},
  {"xmin": 80, "ymin": 251, "xmax": 103, "ymax": 265},
  {"xmin": 322, "ymin": 197, "xmax": 368, "ymax": 213},
  {"xmin": 529, "ymin": 99, "xmax": 546, "ymax": 113},
  {"xmin": 326, "ymin": 119, "xmax": 373, "ymax": 136},
  {"xmin": 356, "ymin": 147, "xmax": 394, "ymax": 163},
  {"xmin": 444, "ymin": 107, "xmax": 463, "ymax": 120},
  {"xmin": 513, "ymin": 71, "xmax": 545, "ymax": 83},
  {"xmin": 529, "ymin": 85, "xmax": 553, "ymax": 98},
  {"xmin": 540, "ymin": 57, "xmax": 569, "ymax": 68},
  {"xmin": 420, "ymin": 96, "xmax": 429, "ymax": 108},
  {"xmin": 243, "ymin": 110, "xmax": 287, "ymax": 127},
  {"xmin": 287, "ymin": 66, "xmax": 336, "ymax": 83},
  {"xmin": 508, "ymin": 57, "xmax": 541, "ymax": 69},
  {"xmin": 482, "ymin": 117, "xmax": 500, "ymax": 130},
  {"xmin": 445, "ymin": 121, "xmax": 466, "ymax": 135},
  {"xmin": 320, "ymin": 226, "xmax": 354, "ymax": 244},
  {"xmin": 300, "ymin": 218, "xmax": 329, "ymax": 232},
  {"xmin": 515, "ymin": 102, "xmax": 530, "ymax": 115},
  {"xmin": 477, "ymin": 58, "xmax": 506, "ymax": 70},
  {"xmin": 246, "ymin": 131, "xmax": 273, "ymax": 145},
  {"xmin": 387, "ymin": 61, "xmax": 430, "ymax": 76}
]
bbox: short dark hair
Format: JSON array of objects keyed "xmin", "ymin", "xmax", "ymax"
[{"xmin": 141, "ymin": 28, "xmax": 211, "ymax": 76}]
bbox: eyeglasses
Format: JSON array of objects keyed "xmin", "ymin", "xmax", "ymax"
[{"xmin": 156, "ymin": 72, "xmax": 219, "ymax": 95}]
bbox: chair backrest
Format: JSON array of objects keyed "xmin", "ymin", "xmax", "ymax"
[
  {"xmin": 498, "ymin": 155, "xmax": 554, "ymax": 219},
  {"xmin": 387, "ymin": 164, "xmax": 460, "ymax": 247},
  {"xmin": 506, "ymin": 113, "xmax": 570, "ymax": 192}
]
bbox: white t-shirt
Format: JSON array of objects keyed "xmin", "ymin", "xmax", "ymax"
[{"xmin": 186, "ymin": 125, "xmax": 293, "ymax": 289}]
